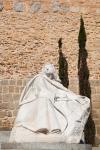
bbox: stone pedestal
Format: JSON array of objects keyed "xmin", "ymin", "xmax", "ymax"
[
  {"xmin": 0, "ymin": 143, "xmax": 92, "ymax": 150},
  {"xmin": 1, "ymin": 131, "xmax": 99, "ymax": 150}
]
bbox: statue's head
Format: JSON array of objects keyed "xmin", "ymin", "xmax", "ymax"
[{"xmin": 42, "ymin": 63, "xmax": 57, "ymax": 80}]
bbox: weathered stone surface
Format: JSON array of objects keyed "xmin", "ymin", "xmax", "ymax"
[
  {"xmin": 0, "ymin": 131, "xmax": 10, "ymax": 143},
  {"xmin": 52, "ymin": 1, "xmax": 61, "ymax": 12},
  {"xmin": 0, "ymin": 111, "xmax": 7, "ymax": 118},
  {"xmin": 30, "ymin": 2, "xmax": 41, "ymax": 13},
  {"xmin": 1, "ymin": 143, "xmax": 92, "ymax": 150},
  {"xmin": 13, "ymin": 2, "xmax": 24, "ymax": 12},
  {"xmin": 92, "ymin": 148, "xmax": 100, "ymax": 150},
  {"xmin": 4, "ymin": 1, "xmax": 12, "ymax": 11},
  {"xmin": 96, "ymin": 8, "xmax": 100, "ymax": 14},
  {"xmin": 70, "ymin": 7, "xmax": 80, "ymax": 13}
]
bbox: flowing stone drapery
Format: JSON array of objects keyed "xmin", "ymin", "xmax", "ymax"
[{"xmin": 9, "ymin": 64, "xmax": 90, "ymax": 143}]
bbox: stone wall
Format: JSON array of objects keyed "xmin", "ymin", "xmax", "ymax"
[{"xmin": 0, "ymin": 0, "xmax": 100, "ymax": 144}]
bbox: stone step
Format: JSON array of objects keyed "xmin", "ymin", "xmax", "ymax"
[
  {"xmin": 0, "ymin": 143, "xmax": 92, "ymax": 150},
  {"xmin": 0, "ymin": 131, "xmax": 10, "ymax": 143},
  {"xmin": 0, "ymin": 131, "xmax": 99, "ymax": 150},
  {"xmin": 92, "ymin": 148, "xmax": 100, "ymax": 150}
]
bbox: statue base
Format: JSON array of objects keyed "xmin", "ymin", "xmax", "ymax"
[
  {"xmin": 0, "ymin": 143, "xmax": 92, "ymax": 150},
  {"xmin": 0, "ymin": 131, "xmax": 98, "ymax": 150}
]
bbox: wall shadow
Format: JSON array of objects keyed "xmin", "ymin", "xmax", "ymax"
[
  {"xmin": 78, "ymin": 16, "xmax": 95, "ymax": 145},
  {"xmin": 58, "ymin": 38, "xmax": 69, "ymax": 88}
]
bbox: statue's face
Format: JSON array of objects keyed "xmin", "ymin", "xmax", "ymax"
[{"xmin": 43, "ymin": 64, "xmax": 55, "ymax": 79}]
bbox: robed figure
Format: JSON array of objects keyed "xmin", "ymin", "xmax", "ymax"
[{"xmin": 9, "ymin": 64, "xmax": 90, "ymax": 143}]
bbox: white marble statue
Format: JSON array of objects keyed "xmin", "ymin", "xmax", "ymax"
[{"xmin": 9, "ymin": 64, "xmax": 90, "ymax": 143}]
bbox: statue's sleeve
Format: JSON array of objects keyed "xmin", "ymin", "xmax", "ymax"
[{"xmin": 19, "ymin": 75, "xmax": 40, "ymax": 105}]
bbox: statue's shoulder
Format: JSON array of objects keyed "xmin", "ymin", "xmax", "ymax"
[
  {"xmin": 34, "ymin": 73, "xmax": 44, "ymax": 80},
  {"xmin": 29, "ymin": 73, "xmax": 44, "ymax": 83}
]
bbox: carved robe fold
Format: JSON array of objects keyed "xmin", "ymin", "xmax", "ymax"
[{"xmin": 10, "ymin": 73, "xmax": 90, "ymax": 143}]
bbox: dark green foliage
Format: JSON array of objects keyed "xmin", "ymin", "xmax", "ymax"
[
  {"xmin": 78, "ymin": 16, "xmax": 95, "ymax": 145},
  {"xmin": 78, "ymin": 16, "xmax": 87, "ymax": 49},
  {"xmin": 58, "ymin": 38, "xmax": 69, "ymax": 88},
  {"xmin": 84, "ymin": 116, "xmax": 96, "ymax": 145},
  {"xmin": 78, "ymin": 16, "xmax": 90, "ymax": 98}
]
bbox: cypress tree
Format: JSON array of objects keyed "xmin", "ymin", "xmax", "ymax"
[{"xmin": 58, "ymin": 38, "xmax": 69, "ymax": 88}]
